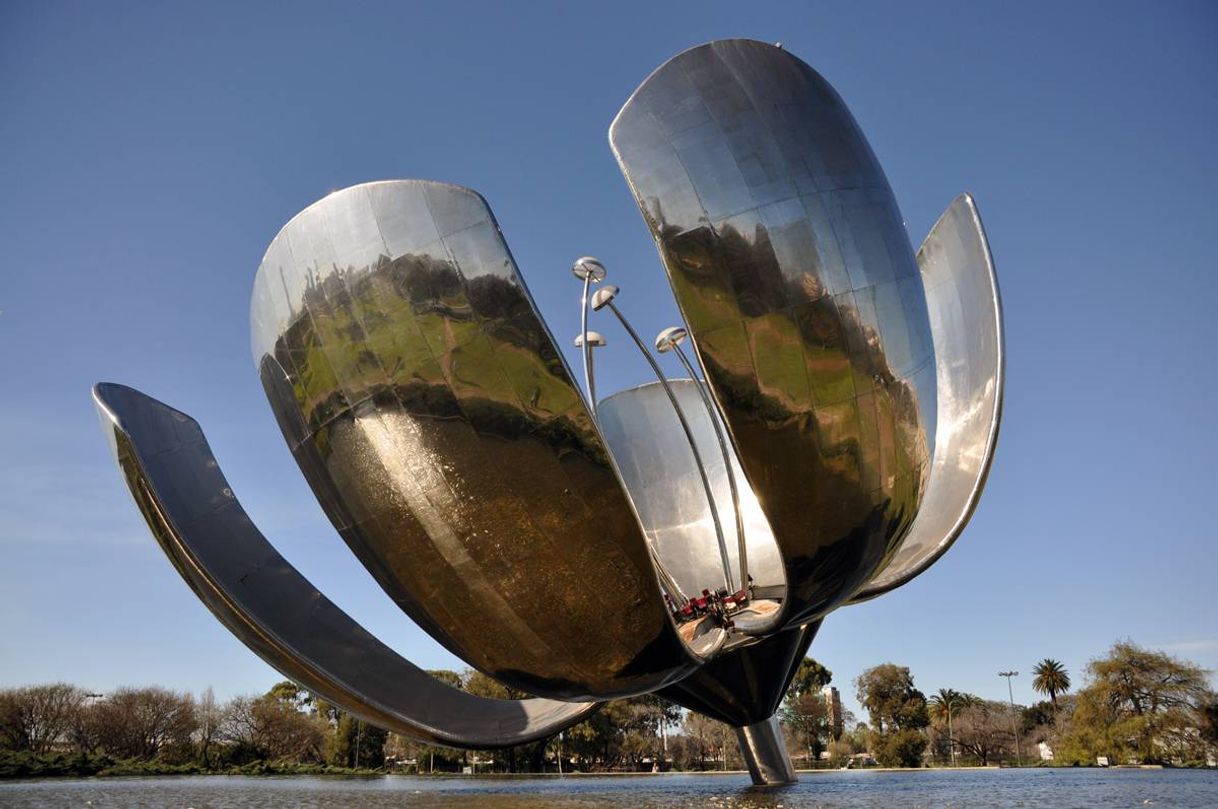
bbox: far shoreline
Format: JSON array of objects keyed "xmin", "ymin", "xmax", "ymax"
[{"xmin": 3, "ymin": 763, "xmax": 1188, "ymax": 783}]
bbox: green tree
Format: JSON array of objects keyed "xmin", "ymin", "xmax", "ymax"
[
  {"xmin": 787, "ymin": 658, "xmax": 833, "ymax": 697},
  {"xmin": 846, "ymin": 722, "xmax": 871, "ymax": 754},
  {"xmin": 1056, "ymin": 641, "xmax": 1213, "ymax": 764},
  {"xmin": 410, "ymin": 670, "xmax": 464, "ymax": 772},
  {"xmin": 875, "ymin": 728, "xmax": 927, "ymax": 767},
  {"xmin": 854, "ymin": 664, "xmax": 929, "ymax": 734},
  {"xmin": 855, "ymin": 664, "xmax": 929, "ymax": 768},
  {"xmin": 565, "ymin": 699, "xmax": 631, "ymax": 771},
  {"xmin": 329, "ymin": 712, "xmax": 387, "ymax": 769},
  {"xmin": 780, "ymin": 657, "xmax": 834, "ymax": 765},
  {"xmin": 428, "ymin": 670, "xmax": 463, "ymax": 689},
  {"xmin": 825, "ymin": 738, "xmax": 853, "ymax": 767},
  {"xmin": 1031, "ymin": 659, "xmax": 1070, "ymax": 707},
  {"xmin": 462, "ymin": 669, "xmax": 545, "ymax": 771},
  {"xmin": 266, "ymin": 681, "xmax": 315, "ymax": 712},
  {"xmin": 928, "ymin": 688, "xmax": 967, "ymax": 765},
  {"xmin": 632, "ymin": 693, "xmax": 681, "ymax": 771},
  {"xmin": 781, "ymin": 691, "xmax": 829, "ymax": 764},
  {"xmin": 1021, "ymin": 701, "xmax": 1055, "ymax": 734}
]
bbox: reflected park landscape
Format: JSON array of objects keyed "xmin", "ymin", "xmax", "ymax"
[{"xmin": 4, "ymin": 770, "xmax": 1218, "ymax": 809}]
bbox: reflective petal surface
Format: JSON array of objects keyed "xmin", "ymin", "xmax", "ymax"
[
  {"xmin": 92, "ymin": 383, "xmax": 598, "ymax": 747},
  {"xmin": 612, "ymin": 40, "xmax": 936, "ymax": 627},
  {"xmin": 251, "ymin": 180, "xmax": 696, "ymax": 700},
  {"xmin": 851, "ymin": 193, "xmax": 1003, "ymax": 600},
  {"xmin": 597, "ymin": 380, "xmax": 785, "ymax": 635}
]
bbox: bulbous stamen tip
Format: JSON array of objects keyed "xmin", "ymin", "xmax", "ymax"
[
  {"xmin": 590, "ymin": 285, "xmax": 619, "ymax": 311},
  {"xmin": 573, "ymin": 331, "xmax": 607, "ymax": 348},
  {"xmin": 572, "ymin": 256, "xmax": 607, "ymax": 282},
  {"xmin": 655, "ymin": 326, "xmax": 688, "ymax": 353}
]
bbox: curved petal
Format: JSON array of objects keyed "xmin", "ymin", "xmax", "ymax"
[
  {"xmin": 92, "ymin": 382, "xmax": 598, "ymax": 748},
  {"xmin": 250, "ymin": 180, "xmax": 697, "ymax": 699},
  {"xmin": 849, "ymin": 193, "xmax": 1004, "ymax": 601},
  {"xmin": 612, "ymin": 40, "xmax": 935, "ymax": 628},
  {"xmin": 596, "ymin": 380, "xmax": 787, "ymax": 636}
]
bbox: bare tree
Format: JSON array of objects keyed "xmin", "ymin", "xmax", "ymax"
[
  {"xmin": 0, "ymin": 690, "xmax": 30, "ymax": 750},
  {"xmin": 67, "ymin": 694, "xmax": 104, "ymax": 754},
  {"xmin": 952, "ymin": 699, "xmax": 1014, "ymax": 765},
  {"xmin": 1, "ymin": 684, "xmax": 89, "ymax": 753},
  {"xmin": 218, "ymin": 695, "xmax": 260, "ymax": 751},
  {"xmin": 677, "ymin": 712, "xmax": 738, "ymax": 771},
  {"xmin": 252, "ymin": 692, "xmax": 327, "ymax": 763},
  {"xmin": 196, "ymin": 687, "xmax": 222, "ymax": 766},
  {"xmin": 95, "ymin": 687, "xmax": 197, "ymax": 760}
]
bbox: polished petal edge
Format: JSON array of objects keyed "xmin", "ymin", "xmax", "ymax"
[
  {"xmin": 92, "ymin": 382, "xmax": 599, "ymax": 747},
  {"xmin": 849, "ymin": 193, "xmax": 1004, "ymax": 601}
]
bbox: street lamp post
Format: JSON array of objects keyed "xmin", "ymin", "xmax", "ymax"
[{"xmin": 998, "ymin": 671, "xmax": 1021, "ymax": 765}]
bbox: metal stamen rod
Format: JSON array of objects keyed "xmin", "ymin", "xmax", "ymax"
[
  {"xmin": 649, "ymin": 545, "xmax": 689, "ymax": 606},
  {"xmin": 570, "ymin": 342, "xmax": 688, "ymax": 609},
  {"xmin": 580, "ymin": 273, "xmax": 594, "ymax": 412},
  {"xmin": 593, "ymin": 290, "xmax": 733, "ymax": 595},
  {"xmin": 658, "ymin": 326, "xmax": 749, "ymax": 597},
  {"xmin": 571, "ymin": 257, "xmax": 606, "ymax": 415},
  {"xmin": 572, "ymin": 331, "xmax": 606, "ymax": 415},
  {"xmin": 581, "ymin": 273, "xmax": 592, "ymax": 408}
]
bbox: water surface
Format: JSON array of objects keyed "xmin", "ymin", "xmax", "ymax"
[{"xmin": 2, "ymin": 768, "xmax": 1216, "ymax": 808}]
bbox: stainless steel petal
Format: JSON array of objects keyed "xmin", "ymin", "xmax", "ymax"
[
  {"xmin": 597, "ymin": 380, "xmax": 785, "ymax": 635},
  {"xmin": 849, "ymin": 193, "xmax": 1003, "ymax": 601},
  {"xmin": 92, "ymin": 383, "xmax": 598, "ymax": 748},
  {"xmin": 611, "ymin": 40, "xmax": 935, "ymax": 628},
  {"xmin": 250, "ymin": 180, "xmax": 697, "ymax": 700}
]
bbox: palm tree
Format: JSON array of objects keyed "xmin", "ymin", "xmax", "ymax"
[
  {"xmin": 928, "ymin": 688, "xmax": 967, "ymax": 766},
  {"xmin": 1031, "ymin": 659, "xmax": 1070, "ymax": 707}
]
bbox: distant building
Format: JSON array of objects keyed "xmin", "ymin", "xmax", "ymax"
[{"xmin": 821, "ymin": 685, "xmax": 843, "ymax": 738}]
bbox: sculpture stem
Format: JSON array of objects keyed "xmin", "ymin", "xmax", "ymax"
[{"xmin": 735, "ymin": 714, "xmax": 798, "ymax": 786}]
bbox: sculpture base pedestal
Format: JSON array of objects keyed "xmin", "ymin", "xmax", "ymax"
[{"xmin": 734, "ymin": 714, "xmax": 797, "ymax": 786}]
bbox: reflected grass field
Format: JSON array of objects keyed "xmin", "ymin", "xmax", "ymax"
[{"xmin": 3, "ymin": 769, "xmax": 1217, "ymax": 809}]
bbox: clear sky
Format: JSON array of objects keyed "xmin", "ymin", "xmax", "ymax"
[{"xmin": 2, "ymin": 1, "xmax": 1215, "ymax": 723}]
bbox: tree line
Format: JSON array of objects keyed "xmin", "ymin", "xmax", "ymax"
[
  {"xmin": 851, "ymin": 641, "xmax": 1217, "ymax": 767},
  {"xmin": 0, "ymin": 679, "xmax": 389, "ymax": 778},
  {"xmin": 3, "ymin": 638, "xmax": 1214, "ymax": 778}
]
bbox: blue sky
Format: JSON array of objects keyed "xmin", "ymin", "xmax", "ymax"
[{"xmin": 2, "ymin": 1, "xmax": 1215, "ymax": 722}]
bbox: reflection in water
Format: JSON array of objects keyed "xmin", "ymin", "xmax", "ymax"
[{"xmin": 4, "ymin": 770, "xmax": 1217, "ymax": 809}]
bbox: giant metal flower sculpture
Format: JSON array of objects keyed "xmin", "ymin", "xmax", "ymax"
[{"xmin": 93, "ymin": 40, "xmax": 1002, "ymax": 785}]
